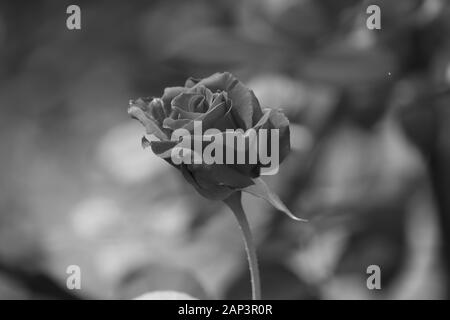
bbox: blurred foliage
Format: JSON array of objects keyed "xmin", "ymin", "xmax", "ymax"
[{"xmin": 0, "ymin": 0, "xmax": 449, "ymax": 299}]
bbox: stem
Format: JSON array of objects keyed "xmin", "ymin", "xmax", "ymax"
[{"xmin": 224, "ymin": 192, "xmax": 261, "ymax": 300}]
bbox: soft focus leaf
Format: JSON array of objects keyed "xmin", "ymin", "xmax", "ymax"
[
  {"xmin": 298, "ymin": 45, "xmax": 397, "ymax": 86},
  {"xmin": 165, "ymin": 28, "xmax": 261, "ymax": 67}
]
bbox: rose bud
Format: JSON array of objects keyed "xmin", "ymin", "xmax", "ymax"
[{"xmin": 128, "ymin": 72, "xmax": 304, "ymax": 221}]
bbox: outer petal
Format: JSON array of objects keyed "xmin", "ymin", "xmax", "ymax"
[
  {"xmin": 182, "ymin": 130, "xmax": 260, "ymax": 178},
  {"xmin": 194, "ymin": 72, "xmax": 235, "ymax": 92},
  {"xmin": 148, "ymin": 98, "xmax": 166, "ymax": 126},
  {"xmin": 128, "ymin": 104, "xmax": 168, "ymax": 141},
  {"xmin": 149, "ymin": 140, "xmax": 179, "ymax": 156},
  {"xmin": 180, "ymin": 165, "xmax": 234, "ymax": 200},
  {"xmin": 190, "ymin": 164, "xmax": 254, "ymax": 189},
  {"xmin": 251, "ymin": 108, "xmax": 272, "ymax": 130},
  {"xmin": 185, "ymin": 77, "xmax": 201, "ymax": 88},
  {"xmin": 163, "ymin": 118, "xmax": 192, "ymax": 131},
  {"xmin": 250, "ymin": 108, "xmax": 291, "ymax": 164},
  {"xmin": 183, "ymin": 163, "xmax": 254, "ymax": 200},
  {"xmin": 267, "ymin": 109, "xmax": 290, "ymax": 164}
]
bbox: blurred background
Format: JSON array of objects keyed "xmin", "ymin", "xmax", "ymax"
[{"xmin": 0, "ymin": 0, "xmax": 449, "ymax": 300}]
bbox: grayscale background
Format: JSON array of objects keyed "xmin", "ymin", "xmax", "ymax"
[{"xmin": 0, "ymin": 0, "xmax": 450, "ymax": 299}]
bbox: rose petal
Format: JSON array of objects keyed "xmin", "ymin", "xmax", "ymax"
[
  {"xmin": 183, "ymin": 163, "xmax": 255, "ymax": 201},
  {"xmin": 180, "ymin": 165, "xmax": 234, "ymax": 200},
  {"xmin": 251, "ymin": 108, "xmax": 272, "ymax": 130},
  {"xmin": 194, "ymin": 72, "xmax": 236, "ymax": 92},
  {"xmin": 185, "ymin": 77, "xmax": 201, "ymax": 88},
  {"xmin": 182, "ymin": 101, "xmax": 230, "ymax": 132},
  {"xmin": 208, "ymin": 91, "xmax": 228, "ymax": 111},
  {"xmin": 162, "ymin": 118, "xmax": 192, "ymax": 131},
  {"xmin": 268, "ymin": 109, "xmax": 290, "ymax": 163},
  {"xmin": 128, "ymin": 105, "xmax": 168, "ymax": 141},
  {"xmin": 149, "ymin": 140, "xmax": 179, "ymax": 156},
  {"xmin": 249, "ymin": 90, "xmax": 264, "ymax": 126},
  {"xmin": 230, "ymin": 86, "xmax": 262, "ymax": 129},
  {"xmin": 149, "ymin": 98, "xmax": 166, "ymax": 125},
  {"xmin": 171, "ymin": 92, "xmax": 202, "ymax": 112},
  {"xmin": 251, "ymin": 108, "xmax": 291, "ymax": 164},
  {"xmin": 183, "ymin": 131, "xmax": 259, "ymax": 178},
  {"xmin": 141, "ymin": 136, "xmax": 151, "ymax": 149},
  {"xmin": 189, "ymin": 95, "xmax": 207, "ymax": 113},
  {"xmin": 189, "ymin": 164, "xmax": 254, "ymax": 189},
  {"xmin": 195, "ymin": 72, "xmax": 263, "ymax": 129},
  {"xmin": 174, "ymin": 107, "xmax": 202, "ymax": 120},
  {"xmin": 188, "ymin": 85, "xmax": 214, "ymax": 106},
  {"xmin": 131, "ymin": 97, "xmax": 151, "ymax": 112},
  {"xmin": 162, "ymin": 87, "xmax": 186, "ymax": 115},
  {"xmin": 212, "ymin": 111, "xmax": 238, "ymax": 131}
]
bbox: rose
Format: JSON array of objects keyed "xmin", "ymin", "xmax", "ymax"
[
  {"xmin": 128, "ymin": 72, "xmax": 290, "ymax": 201},
  {"xmin": 128, "ymin": 72, "xmax": 303, "ymax": 301}
]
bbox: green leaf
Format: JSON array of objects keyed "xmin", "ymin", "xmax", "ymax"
[{"xmin": 242, "ymin": 178, "xmax": 307, "ymax": 222}]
